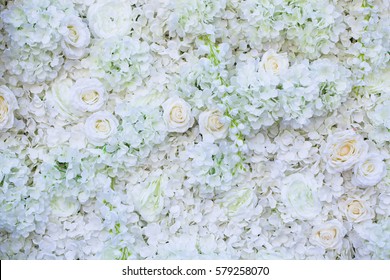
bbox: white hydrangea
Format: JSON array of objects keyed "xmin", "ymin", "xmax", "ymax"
[
  {"xmin": 115, "ymin": 102, "xmax": 167, "ymax": 161},
  {"xmin": 176, "ymin": 57, "xmax": 229, "ymax": 114},
  {"xmin": 236, "ymin": 0, "xmax": 286, "ymax": 49},
  {"xmin": 156, "ymin": 234, "xmax": 200, "ymax": 259},
  {"xmin": 367, "ymin": 99, "xmax": 390, "ymax": 129},
  {"xmin": 237, "ymin": 0, "xmax": 345, "ymax": 57},
  {"xmin": 0, "ymin": 148, "xmax": 49, "ymax": 239},
  {"xmin": 0, "ymin": 0, "xmax": 77, "ymax": 84},
  {"xmin": 166, "ymin": 0, "xmax": 227, "ymax": 37},
  {"xmin": 82, "ymin": 36, "xmax": 152, "ymax": 93},
  {"xmin": 230, "ymin": 55, "xmax": 353, "ymax": 130},
  {"xmin": 354, "ymin": 219, "xmax": 390, "ymax": 259},
  {"xmin": 377, "ymin": 171, "xmax": 390, "ymax": 216},
  {"xmin": 366, "ymin": 80, "xmax": 390, "ymax": 139},
  {"xmin": 310, "ymin": 58, "xmax": 352, "ymax": 112},
  {"xmin": 185, "ymin": 142, "xmax": 249, "ymax": 196}
]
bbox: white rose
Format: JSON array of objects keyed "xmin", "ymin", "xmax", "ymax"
[
  {"xmin": 338, "ymin": 197, "xmax": 374, "ymax": 223},
  {"xmin": 216, "ymin": 187, "xmax": 257, "ymax": 219},
  {"xmin": 260, "ymin": 49, "xmax": 289, "ymax": 75},
  {"xmin": 51, "ymin": 196, "xmax": 80, "ymax": 218},
  {"xmin": 323, "ymin": 130, "xmax": 368, "ymax": 173},
  {"xmin": 310, "ymin": 220, "xmax": 347, "ymax": 250},
  {"xmin": 198, "ymin": 109, "xmax": 229, "ymax": 142},
  {"xmin": 131, "ymin": 175, "xmax": 166, "ymax": 223},
  {"xmin": 85, "ymin": 111, "xmax": 118, "ymax": 146},
  {"xmin": 0, "ymin": 85, "xmax": 18, "ymax": 132},
  {"xmin": 71, "ymin": 78, "xmax": 106, "ymax": 113},
  {"xmin": 87, "ymin": 0, "xmax": 133, "ymax": 39},
  {"xmin": 281, "ymin": 173, "xmax": 321, "ymax": 220},
  {"xmin": 162, "ymin": 97, "xmax": 194, "ymax": 133},
  {"xmin": 352, "ymin": 153, "xmax": 387, "ymax": 187},
  {"xmin": 60, "ymin": 15, "xmax": 90, "ymax": 59}
]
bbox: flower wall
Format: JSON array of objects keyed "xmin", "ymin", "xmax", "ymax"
[{"xmin": 0, "ymin": 0, "xmax": 389, "ymax": 259}]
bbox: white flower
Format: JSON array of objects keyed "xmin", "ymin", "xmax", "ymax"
[
  {"xmin": 198, "ymin": 109, "xmax": 229, "ymax": 142},
  {"xmin": 115, "ymin": 104, "xmax": 167, "ymax": 160},
  {"xmin": 367, "ymin": 98, "xmax": 390, "ymax": 129},
  {"xmin": 310, "ymin": 220, "xmax": 347, "ymax": 250},
  {"xmin": 81, "ymin": 36, "xmax": 151, "ymax": 92},
  {"xmin": 59, "ymin": 15, "xmax": 90, "ymax": 59},
  {"xmin": 338, "ymin": 197, "xmax": 374, "ymax": 223},
  {"xmin": 51, "ymin": 196, "xmax": 80, "ymax": 218},
  {"xmin": 87, "ymin": 0, "xmax": 133, "ymax": 39},
  {"xmin": 216, "ymin": 187, "xmax": 257, "ymax": 219},
  {"xmin": 0, "ymin": 85, "xmax": 18, "ymax": 131},
  {"xmin": 364, "ymin": 68, "xmax": 390, "ymax": 95},
  {"xmin": 281, "ymin": 173, "xmax": 321, "ymax": 220},
  {"xmin": 323, "ymin": 130, "xmax": 369, "ymax": 173},
  {"xmin": 48, "ymin": 75, "xmax": 78, "ymax": 121},
  {"xmin": 85, "ymin": 111, "xmax": 118, "ymax": 146},
  {"xmin": 354, "ymin": 219, "xmax": 390, "ymax": 259},
  {"xmin": 131, "ymin": 175, "xmax": 166, "ymax": 223},
  {"xmin": 310, "ymin": 59, "xmax": 352, "ymax": 112},
  {"xmin": 71, "ymin": 78, "xmax": 106, "ymax": 113},
  {"xmin": 157, "ymin": 234, "xmax": 199, "ymax": 259},
  {"xmin": 46, "ymin": 126, "xmax": 70, "ymax": 148},
  {"xmin": 0, "ymin": 0, "xmax": 75, "ymax": 84},
  {"xmin": 260, "ymin": 49, "xmax": 289, "ymax": 75},
  {"xmin": 167, "ymin": 0, "xmax": 227, "ymax": 37},
  {"xmin": 162, "ymin": 97, "xmax": 194, "ymax": 133},
  {"xmin": 352, "ymin": 154, "xmax": 387, "ymax": 187},
  {"xmin": 99, "ymin": 236, "xmax": 131, "ymax": 260}
]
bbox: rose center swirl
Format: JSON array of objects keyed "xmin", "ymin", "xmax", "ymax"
[
  {"xmin": 81, "ymin": 90, "xmax": 100, "ymax": 105},
  {"xmin": 170, "ymin": 105, "xmax": 186, "ymax": 123},
  {"xmin": 208, "ymin": 115, "xmax": 224, "ymax": 131},
  {"xmin": 67, "ymin": 25, "xmax": 80, "ymax": 43},
  {"xmin": 95, "ymin": 119, "xmax": 111, "ymax": 134}
]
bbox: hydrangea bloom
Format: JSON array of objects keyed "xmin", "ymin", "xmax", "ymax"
[
  {"xmin": 0, "ymin": 0, "xmax": 79, "ymax": 84},
  {"xmin": 82, "ymin": 36, "xmax": 152, "ymax": 93}
]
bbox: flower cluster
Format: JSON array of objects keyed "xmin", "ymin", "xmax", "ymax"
[
  {"xmin": 0, "ymin": 0, "xmax": 389, "ymax": 260},
  {"xmin": 0, "ymin": 0, "xmax": 81, "ymax": 84}
]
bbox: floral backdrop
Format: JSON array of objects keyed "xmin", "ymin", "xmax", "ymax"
[{"xmin": 0, "ymin": 0, "xmax": 389, "ymax": 260}]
